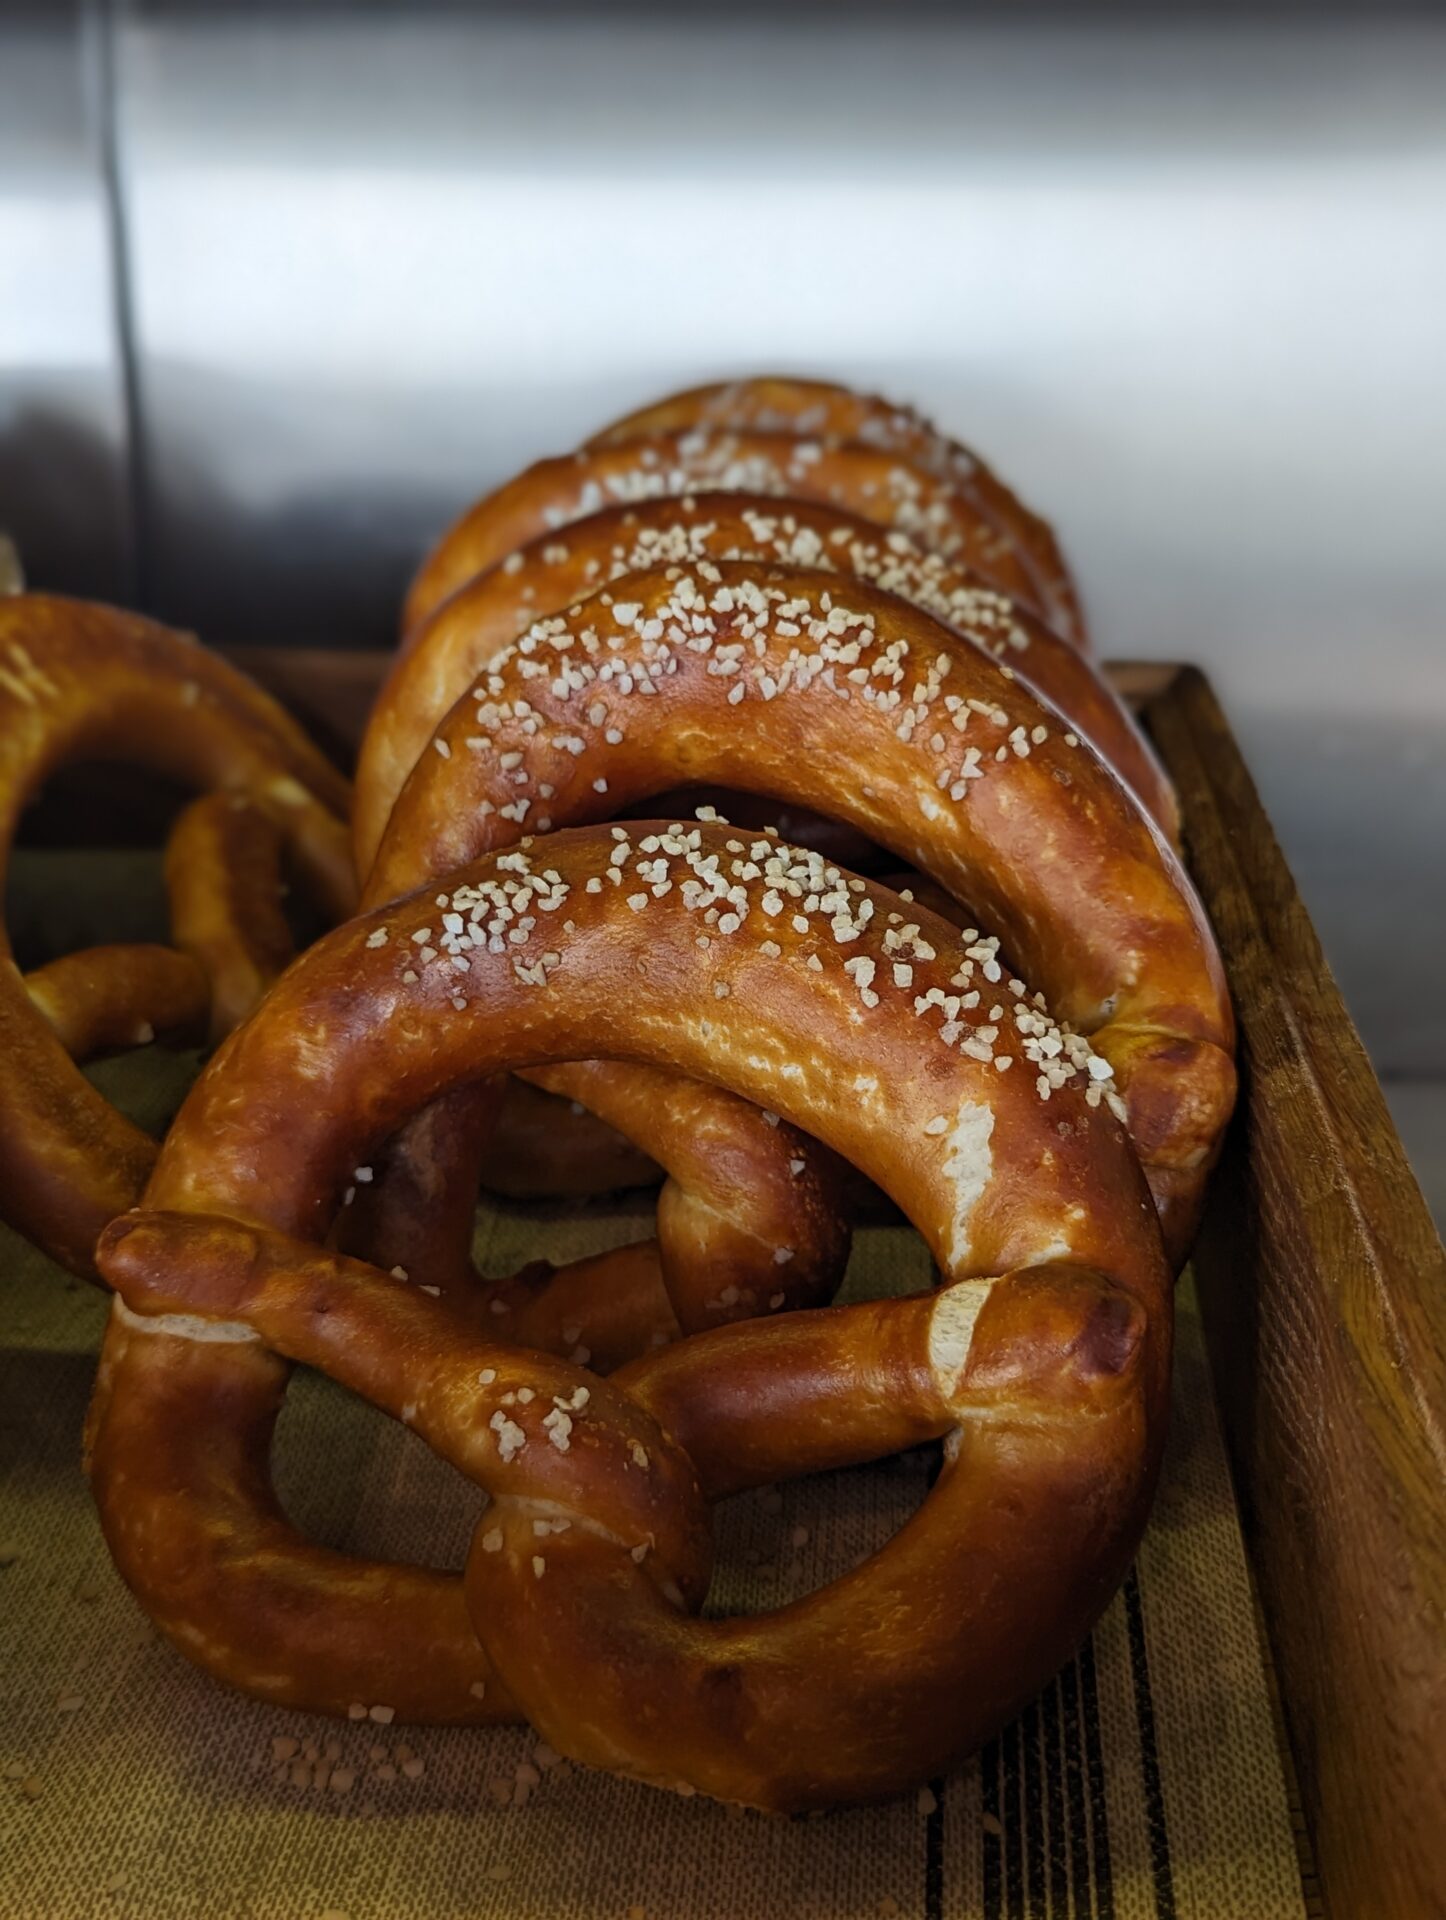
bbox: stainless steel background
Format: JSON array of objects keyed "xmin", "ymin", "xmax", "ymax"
[{"xmin": 2, "ymin": 2, "xmax": 1443, "ymax": 1211}]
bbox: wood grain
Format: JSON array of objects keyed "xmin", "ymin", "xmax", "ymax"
[{"xmin": 1146, "ymin": 666, "xmax": 1446, "ymax": 1920}]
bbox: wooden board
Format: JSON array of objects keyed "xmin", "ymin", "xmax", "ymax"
[{"xmin": 1143, "ymin": 668, "xmax": 1446, "ymax": 1920}]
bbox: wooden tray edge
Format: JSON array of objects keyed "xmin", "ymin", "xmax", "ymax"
[{"xmin": 1144, "ymin": 665, "xmax": 1446, "ymax": 1920}]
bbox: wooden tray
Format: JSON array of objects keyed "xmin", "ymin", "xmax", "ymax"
[{"xmin": 16, "ymin": 649, "xmax": 1445, "ymax": 1918}]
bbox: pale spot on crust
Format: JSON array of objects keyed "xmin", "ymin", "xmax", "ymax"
[
  {"xmin": 113, "ymin": 1296, "xmax": 260, "ymax": 1345},
  {"xmin": 928, "ymin": 1278, "xmax": 995, "ymax": 1382},
  {"xmin": 939, "ymin": 1100, "xmax": 994, "ymax": 1271}
]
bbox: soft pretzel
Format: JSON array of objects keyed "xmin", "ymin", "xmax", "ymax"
[
  {"xmin": 0, "ymin": 594, "xmax": 354, "ymax": 1273},
  {"xmin": 401, "ymin": 430, "xmax": 1062, "ymax": 642},
  {"xmin": 359, "ymin": 492, "xmax": 1171, "ymax": 878},
  {"xmin": 591, "ymin": 375, "xmax": 1085, "ymax": 650},
  {"xmin": 375, "ymin": 563, "xmax": 1233, "ymax": 1260},
  {"xmin": 92, "ymin": 821, "xmax": 1170, "ymax": 1809}
]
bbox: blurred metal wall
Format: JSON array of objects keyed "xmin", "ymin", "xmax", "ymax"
[{"xmin": 1, "ymin": 2, "xmax": 1443, "ymax": 1199}]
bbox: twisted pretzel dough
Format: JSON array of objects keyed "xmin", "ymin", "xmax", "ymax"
[
  {"xmin": 591, "ymin": 375, "xmax": 1085, "ymax": 650},
  {"xmin": 401, "ymin": 430, "xmax": 1060, "ymax": 643},
  {"xmin": 338, "ymin": 1057, "xmax": 849, "ymax": 1367},
  {"xmin": 375, "ymin": 564, "xmax": 1233, "ymax": 1260},
  {"xmin": 0, "ymin": 595, "xmax": 354, "ymax": 1273},
  {"xmin": 92, "ymin": 822, "xmax": 1169, "ymax": 1808},
  {"xmin": 359, "ymin": 492, "xmax": 1170, "ymax": 878}
]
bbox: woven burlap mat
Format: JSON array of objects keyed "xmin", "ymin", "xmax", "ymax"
[{"xmin": 0, "ymin": 855, "xmax": 1305, "ymax": 1919}]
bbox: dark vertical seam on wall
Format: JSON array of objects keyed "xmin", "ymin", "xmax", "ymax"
[{"xmin": 86, "ymin": 0, "xmax": 149, "ymax": 607}]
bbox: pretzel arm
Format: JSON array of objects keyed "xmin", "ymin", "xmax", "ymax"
[
  {"xmin": 165, "ymin": 793, "xmax": 296, "ymax": 1042},
  {"xmin": 85, "ymin": 1295, "xmax": 510, "ymax": 1724},
  {"xmin": 360, "ymin": 492, "xmax": 1161, "ymax": 878},
  {"xmin": 472, "ymin": 1269, "xmax": 1147, "ymax": 1809},
  {"xmin": 338, "ymin": 1081, "xmax": 681, "ymax": 1373},
  {"xmin": 402, "ymin": 431, "xmax": 1052, "ymax": 640},
  {"xmin": 589, "ymin": 375, "xmax": 1087, "ymax": 650},
  {"xmin": 345, "ymin": 1059, "xmax": 850, "ymax": 1368},
  {"xmin": 25, "ymin": 944, "xmax": 207, "ymax": 1059}
]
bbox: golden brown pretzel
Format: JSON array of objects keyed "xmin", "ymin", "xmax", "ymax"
[
  {"xmin": 358, "ymin": 492, "xmax": 1171, "ymax": 878},
  {"xmin": 0, "ymin": 594, "xmax": 354, "ymax": 1273},
  {"xmin": 376, "ymin": 564, "xmax": 1233, "ymax": 1260},
  {"xmin": 401, "ymin": 429, "xmax": 1060, "ymax": 642},
  {"xmin": 91, "ymin": 822, "xmax": 1170, "ymax": 1808},
  {"xmin": 590, "ymin": 374, "xmax": 1085, "ymax": 650}
]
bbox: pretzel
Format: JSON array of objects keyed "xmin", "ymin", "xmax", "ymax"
[
  {"xmin": 91, "ymin": 822, "xmax": 1170, "ymax": 1808},
  {"xmin": 359, "ymin": 492, "xmax": 1172, "ymax": 878},
  {"xmin": 591, "ymin": 375, "xmax": 1085, "ymax": 650},
  {"xmin": 0, "ymin": 594, "xmax": 355, "ymax": 1273},
  {"xmin": 375, "ymin": 563, "xmax": 1233, "ymax": 1261},
  {"xmin": 401, "ymin": 429, "xmax": 1063, "ymax": 643}
]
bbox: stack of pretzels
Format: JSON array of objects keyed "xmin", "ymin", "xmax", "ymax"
[{"xmin": 2, "ymin": 377, "xmax": 1235, "ymax": 1813}]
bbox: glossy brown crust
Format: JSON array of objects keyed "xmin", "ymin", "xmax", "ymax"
[
  {"xmin": 24, "ymin": 944, "xmax": 207, "ymax": 1059},
  {"xmin": 401, "ymin": 430, "xmax": 1058, "ymax": 642},
  {"xmin": 482, "ymin": 1073, "xmax": 660, "ymax": 1199},
  {"xmin": 165, "ymin": 794, "xmax": 296, "ymax": 1043},
  {"xmin": 590, "ymin": 375, "xmax": 1086, "ymax": 650},
  {"xmin": 359, "ymin": 492, "xmax": 1171, "ymax": 877},
  {"xmin": 0, "ymin": 594, "xmax": 355, "ymax": 1274},
  {"xmin": 91, "ymin": 822, "xmax": 1170, "ymax": 1806},
  {"xmin": 376, "ymin": 565, "xmax": 1234, "ymax": 1260}
]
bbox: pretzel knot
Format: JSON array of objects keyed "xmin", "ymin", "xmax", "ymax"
[{"xmin": 92, "ymin": 822, "xmax": 1170, "ymax": 1811}]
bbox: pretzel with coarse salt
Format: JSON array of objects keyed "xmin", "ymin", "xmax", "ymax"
[
  {"xmin": 358, "ymin": 491, "xmax": 1169, "ymax": 880},
  {"xmin": 375, "ymin": 563, "xmax": 1233, "ymax": 1261},
  {"xmin": 92, "ymin": 821, "xmax": 1168, "ymax": 1808},
  {"xmin": 0, "ymin": 595, "xmax": 354, "ymax": 1274},
  {"xmin": 401, "ymin": 430, "xmax": 1061, "ymax": 643},
  {"xmin": 590, "ymin": 374, "xmax": 1086, "ymax": 650}
]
